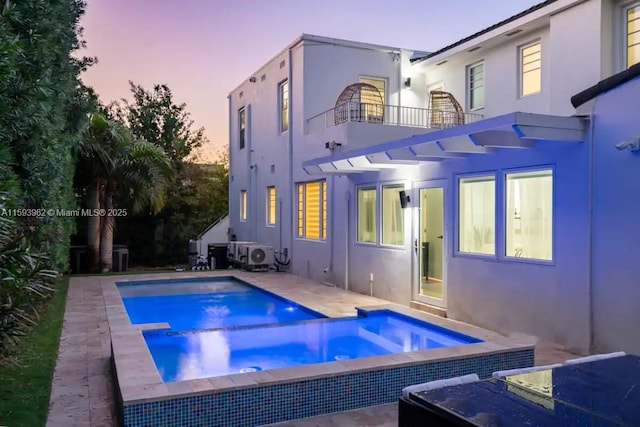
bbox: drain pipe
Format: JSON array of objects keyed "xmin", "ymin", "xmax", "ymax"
[
  {"xmin": 323, "ymin": 171, "xmax": 336, "ymax": 277},
  {"xmin": 287, "ymin": 45, "xmax": 295, "ymax": 261},
  {"xmin": 345, "ymin": 189, "xmax": 350, "ymax": 291},
  {"xmin": 587, "ymin": 113, "xmax": 596, "ymax": 354}
]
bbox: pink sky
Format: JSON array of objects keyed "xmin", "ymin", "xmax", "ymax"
[{"xmin": 79, "ymin": 0, "xmax": 542, "ymax": 163}]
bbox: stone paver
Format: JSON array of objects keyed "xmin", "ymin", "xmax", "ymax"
[
  {"xmin": 47, "ymin": 272, "xmax": 580, "ymax": 427},
  {"xmin": 47, "ymin": 277, "xmax": 117, "ymax": 427}
]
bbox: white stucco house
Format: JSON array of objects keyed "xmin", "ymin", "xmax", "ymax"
[{"xmin": 228, "ymin": 0, "xmax": 640, "ymax": 355}]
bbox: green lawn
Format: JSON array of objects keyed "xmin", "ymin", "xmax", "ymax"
[{"xmin": 0, "ymin": 277, "xmax": 70, "ymax": 427}]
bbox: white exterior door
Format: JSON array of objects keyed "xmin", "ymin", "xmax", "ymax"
[{"xmin": 412, "ymin": 180, "xmax": 447, "ymax": 308}]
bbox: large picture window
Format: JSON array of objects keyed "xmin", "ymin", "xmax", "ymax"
[
  {"xmin": 381, "ymin": 185, "xmax": 404, "ymax": 246},
  {"xmin": 357, "ymin": 187, "xmax": 377, "ymax": 243},
  {"xmin": 458, "ymin": 176, "xmax": 495, "ymax": 255},
  {"xmin": 297, "ymin": 181, "xmax": 326, "ymax": 239},
  {"xmin": 505, "ymin": 169, "xmax": 553, "ymax": 261}
]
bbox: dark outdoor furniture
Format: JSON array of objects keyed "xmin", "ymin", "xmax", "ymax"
[{"xmin": 400, "ymin": 354, "xmax": 640, "ymax": 426}]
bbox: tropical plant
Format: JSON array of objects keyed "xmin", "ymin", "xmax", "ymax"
[
  {"xmin": 0, "ymin": 150, "xmax": 57, "ymax": 355},
  {"xmin": 75, "ymin": 113, "xmax": 173, "ymax": 272}
]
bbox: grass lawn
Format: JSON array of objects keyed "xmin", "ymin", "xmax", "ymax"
[{"xmin": 0, "ymin": 276, "xmax": 70, "ymax": 427}]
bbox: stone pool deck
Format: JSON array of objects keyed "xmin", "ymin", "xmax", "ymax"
[{"xmin": 46, "ymin": 271, "xmax": 579, "ymax": 427}]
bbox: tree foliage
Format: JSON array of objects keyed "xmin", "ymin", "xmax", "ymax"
[
  {"xmin": 0, "ymin": 0, "xmax": 94, "ymax": 271},
  {"xmin": 110, "ymin": 82, "xmax": 207, "ymax": 166},
  {"xmin": 74, "ymin": 113, "xmax": 173, "ymax": 271},
  {"xmin": 106, "ymin": 83, "xmax": 228, "ymax": 266},
  {"xmin": 0, "ymin": 0, "xmax": 93, "ymax": 355}
]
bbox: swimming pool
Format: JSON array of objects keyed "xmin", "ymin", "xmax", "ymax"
[
  {"xmin": 106, "ymin": 273, "xmax": 536, "ymax": 427},
  {"xmin": 118, "ymin": 277, "xmax": 324, "ymax": 331},
  {"xmin": 146, "ymin": 309, "xmax": 483, "ymax": 382}
]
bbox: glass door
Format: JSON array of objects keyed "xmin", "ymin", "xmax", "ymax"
[{"xmin": 413, "ymin": 180, "xmax": 446, "ymax": 307}]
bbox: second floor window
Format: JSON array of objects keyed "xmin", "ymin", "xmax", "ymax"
[
  {"xmin": 238, "ymin": 108, "xmax": 246, "ymax": 149},
  {"xmin": 520, "ymin": 42, "xmax": 542, "ymax": 97},
  {"xmin": 627, "ymin": 4, "xmax": 640, "ymax": 68},
  {"xmin": 467, "ymin": 61, "xmax": 485, "ymax": 110},
  {"xmin": 279, "ymin": 80, "xmax": 289, "ymax": 132}
]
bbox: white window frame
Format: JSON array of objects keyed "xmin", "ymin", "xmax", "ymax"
[
  {"xmin": 624, "ymin": 2, "xmax": 640, "ymax": 69},
  {"xmin": 467, "ymin": 61, "xmax": 485, "ymax": 111},
  {"xmin": 519, "ymin": 40, "xmax": 542, "ymax": 97},
  {"xmin": 296, "ymin": 180, "xmax": 326, "ymax": 240},
  {"xmin": 240, "ymin": 190, "xmax": 247, "ymax": 222},
  {"xmin": 502, "ymin": 166, "xmax": 555, "ymax": 265},
  {"xmin": 279, "ymin": 80, "xmax": 289, "ymax": 133},
  {"xmin": 356, "ymin": 185, "xmax": 378, "ymax": 244},
  {"xmin": 380, "ymin": 183, "xmax": 405, "ymax": 247},
  {"xmin": 266, "ymin": 186, "xmax": 276, "ymax": 226},
  {"xmin": 455, "ymin": 173, "xmax": 497, "ymax": 258},
  {"xmin": 454, "ymin": 167, "xmax": 556, "ymax": 266}
]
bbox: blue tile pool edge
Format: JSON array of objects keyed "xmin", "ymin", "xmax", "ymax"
[{"xmin": 119, "ymin": 349, "xmax": 535, "ymax": 427}]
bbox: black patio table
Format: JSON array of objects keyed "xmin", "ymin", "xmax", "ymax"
[{"xmin": 399, "ymin": 354, "xmax": 640, "ymax": 426}]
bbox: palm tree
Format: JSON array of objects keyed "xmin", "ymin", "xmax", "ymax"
[{"xmin": 75, "ymin": 113, "xmax": 172, "ymax": 272}]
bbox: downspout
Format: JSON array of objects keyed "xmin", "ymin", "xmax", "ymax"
[
  {"xmin": 323, "ymin": 175, "xmax": 335, "ymax": 277},
  {"xmin": 398, "ymin": 50, "xmax": 403, "ymax": 113},
  {"xmin": 247, "ymin": 104, "xmax": 254, "ymax": 241},
  {"xmin": 587, "ymin": 113, "xmax": 596, "ymax": 354},
  {"xmin": 227, "ymin": 94, "xmax": 233, "ymax": 236},
  {"xmin": 288, "ymin": 46, "xmax": 294, "ymax": 258},
  {"xmin": 345, "ymin": 189, "xmax": 350, "ymax": 291}
]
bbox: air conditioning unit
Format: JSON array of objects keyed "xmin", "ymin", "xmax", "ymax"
[
  {"xmin": 227, "ymin": 241, "xmax": 255, "ymax": 264},
  {"xmin": 244, "ymin": 245, "xmax": 275, "ymax": 271}
]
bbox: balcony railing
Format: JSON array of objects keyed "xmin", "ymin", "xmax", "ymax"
[{"xmin": 307, "ymin": 101, "xmax": 484, "ymax": 133}]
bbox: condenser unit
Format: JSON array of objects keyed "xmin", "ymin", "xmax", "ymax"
[
  {"xmin": 244, "ymin": 245, "xmax": 275, "ymax": 271},
  {"xmin": 227, "ymin": 241, "xmax": 255, "ymax": 263}
]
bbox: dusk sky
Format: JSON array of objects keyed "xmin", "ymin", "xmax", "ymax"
[{"xmin": 80, "ymin": 0, "xmax": 543, "ymax": 162}]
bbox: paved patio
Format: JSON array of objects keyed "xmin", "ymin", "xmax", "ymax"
[{"xmin": 46, "ymin": 272, "xmax": 579, "ymax": 427}]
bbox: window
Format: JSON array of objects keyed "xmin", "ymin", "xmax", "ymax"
[
  {"xmin": 627, "ymin": 4, "xmax": 640, "ymax": 68},
  {"xmin": 520, "ymin": 42, "xmax": 541, "ymax": 96},
  {"xmin": 382, "ymin": 185, "xmax": 404, "ymax": 246},
  {"xmin": 296, "ymin": 181, "xmax": 326, "ymax": 239},
  {"xmin": 458, "ymin": 176, "xmax": 495, "ymax": 255},
  {"xmin": 279, "ymin": 80, "xmax": 289, "ymax": 132},
  {"xmin": 505, "ymin": 169, "xmax": 553, "ymax": 261},
  {"xmin": 357, "ymin": 187, "xmax": 377, "ymax": 243},
  {"xmin": 240, "ymin": 190, "xmax": 247, "ymax": 222},
  {"xmin": 359, "ymin": 77, "xmax": 386, "ymax": 122},
  {"xmin": 266, "ymin": 186, "xmax": 276, "ymax": 226},
  {"xmin": 467, "ymin": 61, "xmax": 485, "ymax": 110},
  {"xmin": 238, "ymin": 108, "xmax": 246, "ymax": 149}
]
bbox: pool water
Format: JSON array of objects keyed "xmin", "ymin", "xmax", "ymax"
[
  {"xmin": 144, "ymin": 311, "xmax": 482, "ymax": 382},
  {"xmin": 118, "ymin": 278, "xmax": 323, "ymax": 332}
]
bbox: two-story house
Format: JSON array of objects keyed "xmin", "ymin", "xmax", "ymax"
[{"xmin": 228, "ymin": 0, "xmax": 640, "ymax": 355}]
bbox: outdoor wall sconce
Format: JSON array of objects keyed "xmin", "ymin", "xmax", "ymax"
[
  {"xmin": 399, "ymin": 190, "xmax": 411, "ymax": 208},
  {"xmin": 325, "ymin": 140, "xmax": 342, "ymax": 150},
  {"xmin": 404, "ymin": 78, "xmax": 412, "ymax": 88},
  {"xmin": 615, "ymin": 136, "xmax": 640, "ymax": 152}
]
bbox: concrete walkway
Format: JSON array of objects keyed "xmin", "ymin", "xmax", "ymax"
[{"xmin": 46, "ymin": 274, "xmax": 578, "ymax": 427}]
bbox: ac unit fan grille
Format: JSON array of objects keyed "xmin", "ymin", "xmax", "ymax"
[{"xmin": 250, "ymin": 248, "xmax": 266, "ymax": 263}]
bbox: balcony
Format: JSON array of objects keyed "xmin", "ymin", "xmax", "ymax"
[{"xmin": 307, "ymin": 102, "xmax": 484, "ymax": 134}]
